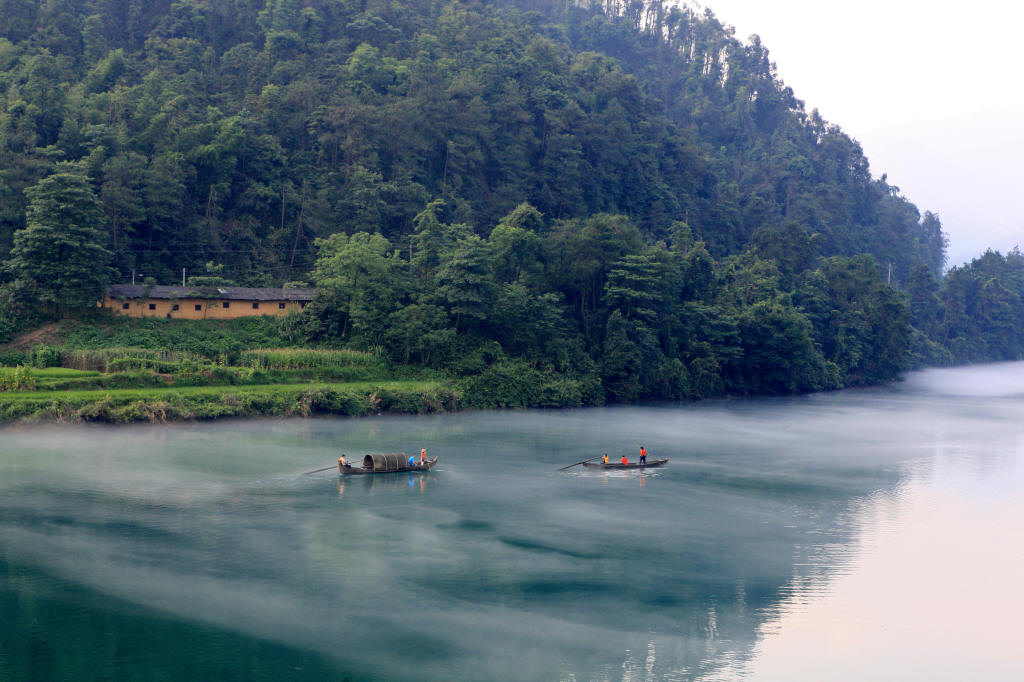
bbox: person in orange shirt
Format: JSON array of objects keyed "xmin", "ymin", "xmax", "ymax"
[
  {"xmin": 621, "ymin": 455, "xmax": 628, "ymax": 465},
  {"xmin": 639, "ymin": 446, "xmax": 647, "ymax": 464}
]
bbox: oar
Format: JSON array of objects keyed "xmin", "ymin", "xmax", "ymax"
[
  {"xmin": 303, "ymin": 464, "xmax": 340, "ymax": 475},
  {"xmin": 559, "ymin": 455, "xmax": 604, "ymax": 471}
]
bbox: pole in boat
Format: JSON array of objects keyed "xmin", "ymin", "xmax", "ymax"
[
  {"xmin": 303, "ymin": 457, "xmax": 346, "ymax": 476},
  {"xmin": 559, "ymin": 455, "xmax": 604, "ymax": 471}
]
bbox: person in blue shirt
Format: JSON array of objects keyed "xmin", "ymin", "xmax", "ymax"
[{"xmin": 408, "ymin": 455, "xmax": 417, "ymax": 467}]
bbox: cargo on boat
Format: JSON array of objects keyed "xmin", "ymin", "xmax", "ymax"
[{"xmin": 339, "ymin": 453, "xmax": 438, "ymax": 475}]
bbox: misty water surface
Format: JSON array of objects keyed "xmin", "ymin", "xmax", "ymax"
[{"xmin": 2, "ymin": 362, "xmax": 1023, "ymax": 680}]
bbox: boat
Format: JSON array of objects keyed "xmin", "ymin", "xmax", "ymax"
[
  {"xmin": 581, "ymin": 458, "xmax": 668, "ymax": 469},
  {"xmin": 339, "ymin": 453, "xmax": 439, "ymax": 475}
]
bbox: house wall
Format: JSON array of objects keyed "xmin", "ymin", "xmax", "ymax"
[{"xmin": 101, "ymin": 297, "xmax": 308, "ymax": 319}]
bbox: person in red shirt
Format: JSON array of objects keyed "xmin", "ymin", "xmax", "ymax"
[{"xmin": 621, "ymin": 455, "xmax": 628, "ymax": 465}]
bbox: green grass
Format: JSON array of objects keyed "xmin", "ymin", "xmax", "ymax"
[
  {"xmin": 0, "ymin": 315, "xmax": 588, "ymax": 423},
  {"xmin": 0, "ymin": 367, "xmax": 100, "ymax": 378},
  {"xmin": 2, "ymin": 344, "xmax": 406, "ymax": 392},
  {"xmin": 0, "ymin": 381, "xmax": 434, "ymax": 401},
  {"xmin": 0, "ymin": 380, "xmax": 460, "ymax": 423}
]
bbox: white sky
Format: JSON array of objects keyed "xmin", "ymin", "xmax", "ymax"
[{"xmin": 695, "ymin": 0, "xmax": 1024, "ymax": 268}]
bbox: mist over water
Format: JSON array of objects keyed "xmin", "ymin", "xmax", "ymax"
[{"xmin": 2, "ymin": 362, "xmax": 1023, "ymax": 680}]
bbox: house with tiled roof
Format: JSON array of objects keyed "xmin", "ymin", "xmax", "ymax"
[{"xmin": 101, "ymin": 284, "xmax": 316, "ymax": 319}]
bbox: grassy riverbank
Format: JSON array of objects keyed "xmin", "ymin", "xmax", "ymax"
[
  {"xmin": 0, "ymin": 319, "xmax": 463, "ymax": 423},
  {"xmin": 0, "ymin": 317, "xmax": 584, "ymax": 424},
  {"xmin": 0, "ymin": 378, "xmax": 458, "ymax": 423}
]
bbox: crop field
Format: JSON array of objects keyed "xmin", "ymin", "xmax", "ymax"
[
  {"xmin": 240, "ymin": 348, "xmax": 379, "ymax": 370},
  {"xmin": 0, "ymin": 338, "xmax": 458, "ymax": 423}
]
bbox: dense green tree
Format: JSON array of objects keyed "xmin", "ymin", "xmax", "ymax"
[
  {"xmin": 603, "ymin": 249, "xmax": 673, "ymax": 328},
  {"xmin": 310, "ymin": 231, "xmax": 408, "ymax": 341},
  {"xmin": 431, "ymin": 234, "xmax": 496, "ymax": 333},
  {"xmin": 489, "ymin": 203, "xmax": 546, "ymax": 287},
  {"xmin": 804, "ymin": 255, "xmax": 911, "ymax": 385},
  {"xmin": 546, "ymin": 213, "xmax": 644, "ymax": 337},
  {"xmin": 409, "ymin": 199, "xmax": 472, "ymax": 278},
  {"xmin": 937, "ymin": 250, "xmax": 1024, "ymax": 362},
  {"xmin": 904, "ymin": 262, "xmax": 943, "ymax": 338},
  {"xmin": 100, "ymin": 152, "xmax": 148, "ymax": 252},
  {"xmin": 4, "ymin": 172, "xmax": 112, "ymax": 316},
  {"xmin": 489, "ymin": 284, "xmax": 567, "ymax": 357},
  {"xmin": 601, "ymin": 309, "xmax": 643, "ymax": 401},
  {"xmin": 734, "ymin": 300, "xmax": 834, "ymax": 394},
  {"xmin": 383, "ymin": 303, "xmax": 456, "ymax": 366},
  {"xmin": 750, "ymin": 222, "xmax": 821, "ymax": 288}
]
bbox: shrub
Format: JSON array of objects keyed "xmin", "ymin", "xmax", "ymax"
[
  {"xmin": 240, "ymin": 348, "xmax": 379, "ymax": 370},
  {"xmin": 0, "ymin": 350, "xmax": 28, "ymax": 367},
  {"xmin": 0, "ymin": 366, "xmax": 36, "ymax": 391},
  {"xmin": 29, "ymin": 345, "xmax": 61, "ymax": 368},
  {"xmin": 458, "ymin": 360, "xmax": 582, "ymax": 409}
]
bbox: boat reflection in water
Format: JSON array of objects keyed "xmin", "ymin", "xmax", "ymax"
[
  {"xmin": 593, "ymin": 469, "xmax": 666, "ymax": 487},
  {"xmin": 338, "ymin": 472, "xmax": 433, "ymax": 498}
]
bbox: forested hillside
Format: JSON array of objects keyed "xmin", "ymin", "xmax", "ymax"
[
  {"xmin": 0, "ymin": 0, "xmax": 945, "ymax": 280},
  {"xmin": 0, "ymin": 0, "xmax": 1017, "ymax": 405}
]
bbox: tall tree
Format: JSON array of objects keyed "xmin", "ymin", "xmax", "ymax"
[
  {"xmin": 4, "ymin": 171, "xmax": 112, "ymax": 317},
  {"xmin": 310, "ymin": 231, "xmax": 408, "ymax": 341}
]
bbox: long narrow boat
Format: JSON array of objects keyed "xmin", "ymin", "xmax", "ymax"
[
  {"xmin": 339, "ymin": 453, "xmax": 439, "ymax": 475},
  {"xmin": 581, "ymin": 458, "xmax": 668, "ymax": 469}
]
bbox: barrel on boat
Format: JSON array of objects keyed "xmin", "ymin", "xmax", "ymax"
[{"xmin": 361, "ymin": 453, "xmax": 410, "ymax": 472}]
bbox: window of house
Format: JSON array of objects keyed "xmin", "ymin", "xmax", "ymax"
[
  {"xmin": 122, "ymin": 303, "xmax": 129, "ymax": 309},
  {"xmin": 223, "ymin": 301, "xmax": 230, "ymax": 309},
  {"xmin": 148, "ymin": 303, "xmax": 156, "ymax": 310},
  {"xmin": 252, "ymin": 302, "xmax": 259, "ymax": 310},
  {"xmin": 171, "ymin": 304, "xmax": 179, "ymax": 311},
  {"xmin": 195, "ymin": 304, "xmax": 202, "ymax": 311},
  {"xmin": 278, "ymin": 302, "xmax": 286, "ymax": 309}
]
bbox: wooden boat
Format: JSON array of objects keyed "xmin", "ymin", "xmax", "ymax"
[
  {"xmin": 581, "ymin": 458, "xmax": 668, "ymax": 469},
  {"xmin": 339, "ymin": 453, "xmax": 438, "ymax": 475}
]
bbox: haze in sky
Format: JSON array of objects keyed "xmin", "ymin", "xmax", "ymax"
[{"xmin": 699, "ymin": 0, "xmax": 1024, "ymax": 268}]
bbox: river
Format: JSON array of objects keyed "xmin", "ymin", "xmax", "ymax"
[{"xmin": 2, "ymin": 362, "xmax": 1023, "ymax": 681}]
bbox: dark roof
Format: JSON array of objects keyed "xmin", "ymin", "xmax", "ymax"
[{"xmin": 107, "ymin": 285, "xmax": 316, "ymax": 301}]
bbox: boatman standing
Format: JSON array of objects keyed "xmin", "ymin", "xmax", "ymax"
[
  {"xmin": 420, "ymin": 448, "xmax": 427, "ymax": 464},
  {"xmin": 639, "ymin": 446, "xmax": 647, "ymax": 464}
]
